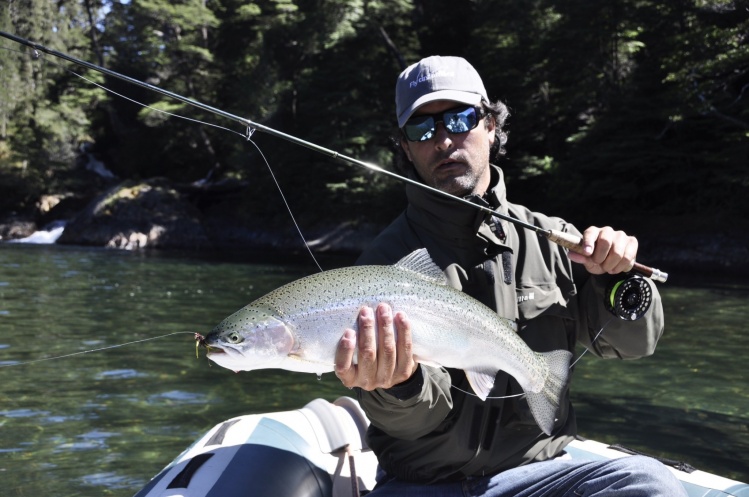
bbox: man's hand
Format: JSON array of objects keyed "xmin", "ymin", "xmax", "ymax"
[
  {"xmin": 335, "ymin": 303, "xmax": 418, "ymax": 390},
  {"xmin": 567, "ymin": 226, "xmax": 637, "ymax": 275}
]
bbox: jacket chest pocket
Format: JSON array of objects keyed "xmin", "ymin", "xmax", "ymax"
[
  {"xmin": 516, "ymin": 282, "xmax": 569, "ymax": 321},
  {"xmin": 515, "ymin": 281, "xmax": 577, "ymax": 355}
]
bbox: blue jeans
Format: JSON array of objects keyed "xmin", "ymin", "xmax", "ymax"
[{"xmin": 367, "ymin": 456, "xmax": 689, "ymax": 497}]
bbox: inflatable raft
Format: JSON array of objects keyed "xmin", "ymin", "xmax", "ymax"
[{"xmin": 134, "ymin": 397, "xmax": 749, "ymax": 497}]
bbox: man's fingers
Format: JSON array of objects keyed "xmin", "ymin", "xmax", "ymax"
[
  {"xmin": 356, "ymin": 306, "xmax": 378, "ymax": 389},
  {"xmin": 376, "ymin": 303, "xmax": 397, "ymax": 386},
  {"xmin": 334, "ymin": 328, "xmax": 357, "ymax": 387},
  {"xmin": 334, "ymin": 304, "xmax": 418, "ymax": 391},
  {"xmin": 613, "ymin": 235, "xmax": 638, "ymax": 273},
  {"xmin": 596, "ymin": 229, "xmax": 637, "ymax": 274},
  {"xmin": 581, "ymin": 226, "xmax": 601, "ymax": 256},
  {"xmin": 573, "ymin": 226, "xmax": 639, "ymax": 275},
  {"xmin": 588, "ymin": 226, "xmax": 613, "ymax": 266},
  {"xmin": 393, "ymin": 311, "xmax": 417, "ymax": 383}
]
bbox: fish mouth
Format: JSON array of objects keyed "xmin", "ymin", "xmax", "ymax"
[{"xmin": 194, "ymin": 333, "xmax": 225, "ymax": 356}]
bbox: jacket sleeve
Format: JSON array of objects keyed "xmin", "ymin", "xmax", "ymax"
[
  {"xmin": 558, "ymin": 218, "xmax": 665, "ymax": 359},
  {"xmin": 515, "ymin": 209, "xmax": 665, "ymax": 360},
  {"xmin": 356, "ymin": 365, "xmax": 454, "ymax": 440},
  {"xmin": 576, "ymin": 272, "xmax": 665, "ymax": 359}
]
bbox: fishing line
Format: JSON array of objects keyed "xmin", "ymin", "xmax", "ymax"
[
  {"xmin": 569, "ymin": 316, "xmax": 615, "ymax": 368},
  {"xmin": 73, "ymin": 62, "xmax": 322, "ymax": 270},
  {"xmin": 450, "ymin": 384, "xmax": 526, "ymax": 401},
  {"xmin": 65, "ymin": 52, "xmax": 322, "ymax": 270},
  {"xmin": 0, "ymin": 331, "xmax": 196, "ymax": 368},
  {"xmin": 3, "ymin": 43, "xmax": 322, "ymax": 271},
  {"xmin": 245, "ymin": 130, "xmax": 323, "ymax": 272},
  {"xmin": 69, "ymin": 67, "xmax": 247, "ymax": 138},
  {"xmin": 0, "ymin": 42, "xmax": 245, "ymax": 139}
]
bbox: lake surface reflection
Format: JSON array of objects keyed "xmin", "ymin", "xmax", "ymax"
[{"xmin": 0, "ymin": 244, "xmax": 746, "ymax": 496}]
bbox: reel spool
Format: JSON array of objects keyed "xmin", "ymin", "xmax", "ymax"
[{"xmin": 606, "ymin": 274, "xmax": 653, "ymax": 321}]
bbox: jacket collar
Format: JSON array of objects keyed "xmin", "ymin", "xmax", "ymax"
[{"xmin": 404, "ymin": 165, "xmax": 511, "ymax": 248}]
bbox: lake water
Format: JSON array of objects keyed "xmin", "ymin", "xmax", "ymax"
[{"xmin": 0, "ymin": 243, "xmax": 747, "ymax": 496}]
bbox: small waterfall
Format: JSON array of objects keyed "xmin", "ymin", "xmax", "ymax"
[{"xmin": 9, "ymin": 220, "xmax": 67, "ymax": 244}]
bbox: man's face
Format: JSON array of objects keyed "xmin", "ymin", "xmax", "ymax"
[{"xmin": 400, "ymin": 100, "xmax": 495, "ymax": 197}]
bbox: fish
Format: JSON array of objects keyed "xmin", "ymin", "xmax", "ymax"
[{"xmin": 202, "ymin": 249, "xmax": 572, "ymax": 435}]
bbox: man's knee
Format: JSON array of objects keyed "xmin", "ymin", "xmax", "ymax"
[{"xmin": 609, "ymin": 455, "xmax": 687, "ymax": 496}]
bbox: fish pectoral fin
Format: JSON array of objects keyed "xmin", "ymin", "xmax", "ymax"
[{"xmin": 464, "ymin": 369, "xmax": 498, "ymax": 401}]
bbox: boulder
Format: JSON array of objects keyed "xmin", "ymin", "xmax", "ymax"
[{"xmin": 57, "ymin": 178, "xmax": 210, "ymax": 250}]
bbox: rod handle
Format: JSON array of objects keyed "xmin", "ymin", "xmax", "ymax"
[{"xmin": 545, "ymin": 229, "xmax": 668, "ymax": 283}]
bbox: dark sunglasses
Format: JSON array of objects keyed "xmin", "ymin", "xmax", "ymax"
[{"xmin": 402, "ymin": 105, "xmax": 485, "ymax": 142}]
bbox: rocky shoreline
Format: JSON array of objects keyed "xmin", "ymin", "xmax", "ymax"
[
  {"xmin": 0, "ymin": 177, "xmax": 384, "ymax": 254},
  {"xmin": 2, "ymin": 178, "xmax": 748, "ymax": 279}
]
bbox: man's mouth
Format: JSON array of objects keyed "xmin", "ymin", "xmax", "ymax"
[
  {"xmin": 436, "ymin": 154, "xmax": 467, "ymax": 168},
  {"xmin": 435, "ymin": 159, "xmax": 466, "ymax": 174}
]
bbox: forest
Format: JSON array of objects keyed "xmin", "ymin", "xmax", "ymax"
[{"xmin": 0, "ymin": 0, "xmax": 747, "ymax": 246}]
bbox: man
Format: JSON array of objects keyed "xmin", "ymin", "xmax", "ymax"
[{"xmin": 334, "ymin": 56, "xmax": 687, "ymax": 496}]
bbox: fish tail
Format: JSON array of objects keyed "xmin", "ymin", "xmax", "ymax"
[{"xmin": 524, "ymin": 350, "xmax": 573, "ymax": 436}]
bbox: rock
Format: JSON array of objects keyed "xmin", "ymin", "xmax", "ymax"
[
  {"xmin": 38, "ymin": 194, "xmax": 94, "ymax": 226},
  {"xmin": 57, "ymin": 178, "xmax": 210, "ymax": 250},
  {"xmin": 0, "ymin": 218, "xmax": 36, "ymax": 241}
]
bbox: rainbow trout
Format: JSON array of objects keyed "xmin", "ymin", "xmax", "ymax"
[{"xmin": 202, "ymin": 249, "xmax": 572, "ymax": 435}]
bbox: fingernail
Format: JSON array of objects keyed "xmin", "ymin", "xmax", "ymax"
[{"xmin": 341, "ymin": 329, "xmax": 357, "ymax": 347}]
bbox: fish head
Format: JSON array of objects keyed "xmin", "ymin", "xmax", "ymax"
[{"xmin": 203, "ymin": 305, "xmax": 294, "ymax": 372}]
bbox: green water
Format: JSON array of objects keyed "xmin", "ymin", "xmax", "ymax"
[{"xmin": 0, "ymin": 243, "xmax": 746, "ymax": 496}]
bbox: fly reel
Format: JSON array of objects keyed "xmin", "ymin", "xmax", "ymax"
[{"xmin": 605, "ymin": 274, "xmax": 652, "ymax": 321}]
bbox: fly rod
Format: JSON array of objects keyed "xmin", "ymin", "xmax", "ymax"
[{"xmin": 0, "ymin": 30, "xmax": 667, "ymax": 282}]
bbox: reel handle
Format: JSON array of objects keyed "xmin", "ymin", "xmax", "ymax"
[{"xmin": 545, "ymin": 229, "xmax": 668, "ymax": 283}]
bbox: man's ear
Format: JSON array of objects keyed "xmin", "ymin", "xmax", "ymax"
[
  {"xmin": 400, "ymin": 138, "xmax": 413, "ymax": 162},
  {"xmin": 485, "ymin": 114, "xmax": 496, "ymax": 147}
]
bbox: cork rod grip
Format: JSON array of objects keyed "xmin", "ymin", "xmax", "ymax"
[{"xmin": 544, "ymin": 229, "xmax": 668, "ymax": 283}]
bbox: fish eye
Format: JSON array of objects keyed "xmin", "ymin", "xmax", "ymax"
[{"xmin": 226, "ymin": 332, "xmax": 243, "ymax": 344}]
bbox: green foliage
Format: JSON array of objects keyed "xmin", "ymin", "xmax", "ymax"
[
  {"xmin": 539, "ymin": 0, "xmax": 749, "ymax": 227},
  {"xmin": 0, "ymin": 0, "xmax": 746, "ymax": 233}
]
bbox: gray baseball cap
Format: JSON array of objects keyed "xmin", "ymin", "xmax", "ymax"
[{"xmin": 395, "ymin": 56, "xmax": 488, "ymax": 128}]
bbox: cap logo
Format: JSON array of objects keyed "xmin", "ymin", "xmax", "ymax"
[{"xmin": 408, "ymin": 70, "xmax": 455, "ymax": 88}]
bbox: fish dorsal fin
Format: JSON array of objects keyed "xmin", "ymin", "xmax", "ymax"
[{"xmin": 394, "ymin": 249, "xmax": 448, "ymax": 286}]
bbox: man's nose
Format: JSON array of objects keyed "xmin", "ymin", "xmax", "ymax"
[{"xmin": 433, "ymin": 122, "xmax": 453, "ymax": 150}]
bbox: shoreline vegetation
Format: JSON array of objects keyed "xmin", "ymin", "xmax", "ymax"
[
  {"xmin": 1, "ymin": 1, "xmax": 746, "ymax": 280},
  {"xmin": 2, "ymin": 177, "xmax": 748, "ymax": 282}
]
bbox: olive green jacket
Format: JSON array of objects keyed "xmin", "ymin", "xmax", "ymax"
[{"xmin": 355, "ymin": 166, "xmax": 664, "ymax": 484}]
